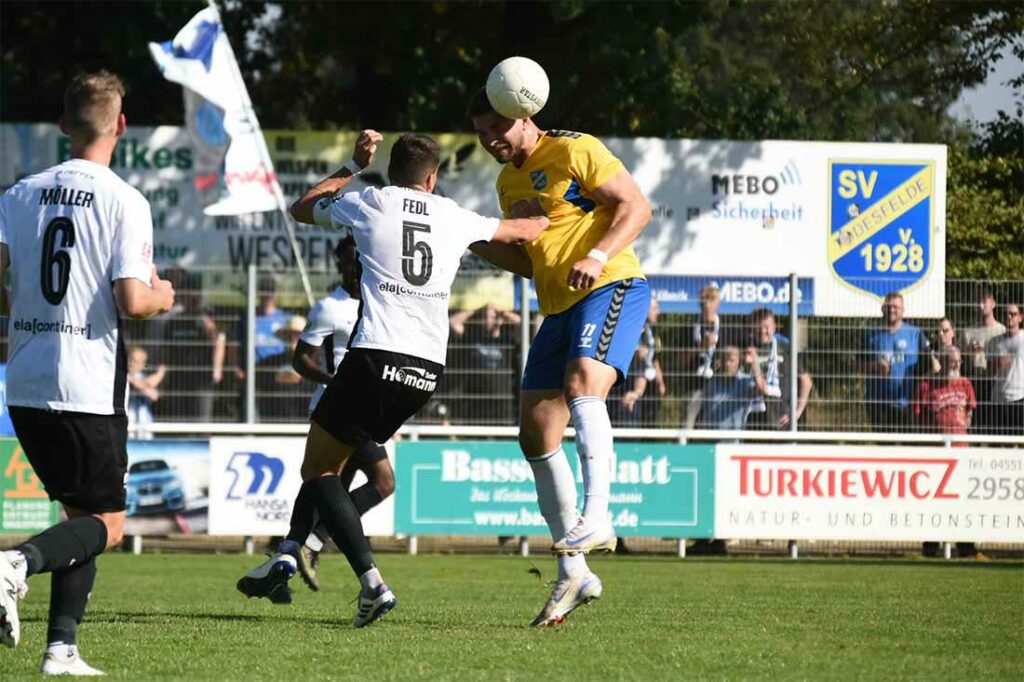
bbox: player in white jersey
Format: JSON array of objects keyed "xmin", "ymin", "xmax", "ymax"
[
  {"xmin": 285, "ymin": 236, "xmax": 396, "ymax": 594},
  {"xmin": 0, "ymin": 71, "xmax": 175, "ymax": 675},
  {"xmin": 238, "ymin": 131, "xmax": 548, "ymax": 626}
]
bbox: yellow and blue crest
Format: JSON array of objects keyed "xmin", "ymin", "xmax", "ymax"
[
  {"xmin": 827, "ymin": 160, "xmax": 935, "ymax": 300},
  {"xmin": 530, "ymin": 169, "xmax": 548, "ymax": 190}
]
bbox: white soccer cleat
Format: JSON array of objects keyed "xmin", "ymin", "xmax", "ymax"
[
  {"xmin": 0, "ymin": 550, "xmax": 28, "ymax": 648},
  {"xmin": 41, "ymin": 646, "xmax": 105, "ymax": 676},
  {"xmin": 530, "ymin": 571, "xmax": 603, "ymax": 627},
  {"xmin": 236, "ymin": 553, "xmax": 297, "ymax": 603},
  {"xmin": 552, "ymin": 518, "xmax": 617, "ymax": 555},
  {"xmin": 353, "ymin": 583, "xmax": 398, "ymax": 628}
]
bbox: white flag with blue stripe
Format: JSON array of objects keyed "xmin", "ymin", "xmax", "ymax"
[{"xmin": 149, "ymin": 6, "xmax": 278, "ymax": 216}]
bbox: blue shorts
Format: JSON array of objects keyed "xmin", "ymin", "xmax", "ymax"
[{"xmin": 522, "ymin": 278, "xmax": 651, "ymax": 390}]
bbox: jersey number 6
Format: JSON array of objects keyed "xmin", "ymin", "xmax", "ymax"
[{"xmin": 41, "ymin": 216, "xmax": 76, "ymax": 305}]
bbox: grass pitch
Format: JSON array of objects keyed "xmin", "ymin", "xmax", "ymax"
[{"xmin": 3, "ymin": 553, "xmax": 1022, "ymax": 679}]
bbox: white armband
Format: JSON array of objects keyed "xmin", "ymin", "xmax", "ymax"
[{"xmin": 587, "ymin": 248, "xmax": 609, "ymax": 265}]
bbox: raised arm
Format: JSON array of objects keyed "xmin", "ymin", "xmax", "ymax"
[{"xmin": 290, "ymin": 130, "xmax": 383, "ymax": 224}]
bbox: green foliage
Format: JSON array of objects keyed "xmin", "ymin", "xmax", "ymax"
[{"xmin": 946, "ymin": 112, "xmax": 1024, "ymax": 279}]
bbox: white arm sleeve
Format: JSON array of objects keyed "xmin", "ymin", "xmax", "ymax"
[
  {"xmin": 312, "ymin": 190, "xmax": 364, "ymax": 230},
  {"xmin": 451, "ymin": 202, "xmax": 499, "ymax": 247},
  {"xmin": 299, "ymin": 299, "xmax": 331, "ymax": 347},
  {"xmin": 112, "ymin": 192, "xmax": 154, "ymax": 284}
]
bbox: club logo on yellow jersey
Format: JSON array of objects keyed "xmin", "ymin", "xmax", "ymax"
[{"xmin": 530, "ymin": 170, "xmax": 548, "ymax": 190}]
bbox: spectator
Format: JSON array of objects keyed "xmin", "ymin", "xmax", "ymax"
[
  {"xmin": 929, "ymin": 317, "xmax": 959, "ymax": 375},
  {"xmin": 745, "ymin": 308, "xmax": 813, "ymax": 431},
  {"xmin": 697, "ymin": 346, "xmax": 768, "ymax": 432},
  {"xmin": 126, "ymin": 346, "xmax": 166, "ymax": 440},
  {"xmin": 914, "ymin": 346, "xmax": 976, "ymax": 441},
  {"xmin": 251, "ymin": 273, "xmax": 291, "ymax": 363},
  {"xmin": 157, "ymin": 270, "xmax": 225, "ymax": 422},
  {"xmin": 683, "ymin": 285, "xmax": 722, "ymax": 430},
  {"xmin": 860, "ymin": 292, "xmax": 929, "ymax": 432},
  {"xmin": 986, "ymin": 301, "xmax": 1024, "ymax": 435},
  {"xmin": 963, "ymin": 287, "xmax": 1005, "ymax": 433},
  {"xmin": 916, "ymin": 346, "xmax": 984, "ymax": 558},
  {"xmin": 448, "ymin": 303, "xmax": 521, "ymax": 424},
  {"xmin": 257, "ymin": 314, "xmax": 315, "ymax": 422},
  {"xmin": 611, "ymin": 299, "xmax": 666, "ymax": 427}
]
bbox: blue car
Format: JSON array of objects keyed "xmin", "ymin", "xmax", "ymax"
[{"xmin": 126, "ymin": 459, "xmax": 186, "ymax": 516}]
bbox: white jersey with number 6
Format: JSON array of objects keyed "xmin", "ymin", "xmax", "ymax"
[
  {"xmin": 0, "ymin": 158, "xmax": 154, "ymax": 415},
  {"xmin": 313, "ymin": 186, "xmax": 498, "ymax": 365}
]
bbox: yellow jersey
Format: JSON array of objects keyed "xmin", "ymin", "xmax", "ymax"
[{"xmin": 496, "ymin": 130, "xmax": 645, "ymax": 316}]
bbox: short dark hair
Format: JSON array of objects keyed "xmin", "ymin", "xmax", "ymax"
[
  {"xmin": 388, "ymin": 133, "xmax": 441, "ymax": 187},
  {"xmin": 466, "ymin": 87, "xmax": 495, "ymax": 120},
  {"xmin": 750, "ymin": 308, "xmax": 775, "ymax": 325},
  {"xmin": 64, "ymin": 70, "xmax": 125, "ymax": 143},
  {"xmin": 977, "ymin": 286, "xmax": 996, "ymax": 302}
]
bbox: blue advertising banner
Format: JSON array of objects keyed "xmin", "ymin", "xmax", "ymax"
[
  {"xmin": 514, "ymin": 274, "xmax": 813, "ymax": 316},
  {"xmin": 394, "ymin": 441, "xmax": 715, "ymax": 538}
]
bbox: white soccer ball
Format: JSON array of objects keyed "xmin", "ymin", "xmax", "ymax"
[{"xmin": 485, "ymin": 56, "xmax": 550, "ymax": 120}]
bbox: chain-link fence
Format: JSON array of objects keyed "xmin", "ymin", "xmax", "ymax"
[{"xmin": 34, "ymin": 264, "xmax": 1016, "ymax": 442}]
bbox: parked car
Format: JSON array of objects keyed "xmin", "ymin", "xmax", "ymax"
[{"xmin": 126, "ymin": 459, "xmax": 185, "ymax": 516}]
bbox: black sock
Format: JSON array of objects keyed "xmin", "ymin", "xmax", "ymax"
[
  {"xmin": 46, "ymin": 557, "xmax": 97, "ymax": 646},
  {"xmin": 285, "ymin": 481, "xmax": 316, "ymax": 545},
  {"xmin": 350, "ymin": 483, "xmax": 384, "ymax": 516},
  {"xmin": 307, "ymin": 476, "xmax": 375, "ymax": 577},
  {"xmin": 18, "ymin": 516, "xmax": 108, "ymax": 576}
]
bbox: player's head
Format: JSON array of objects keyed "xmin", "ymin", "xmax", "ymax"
[
  {"xmin": 388, "ymin": 133, "xmax": 441, "ymax": 192},
  {"xmin": 334, "ymin": 236, "xmax": 361, "ymax": 297},
  {"xmin": 60, "ymin": 70, "xmax": 126, "ymax": 145},
  {"xmin": 467, "ymin": 87, "xmax": 535, "ymax": 165}
]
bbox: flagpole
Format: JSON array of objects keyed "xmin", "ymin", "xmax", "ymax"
[{"xmin": 206, "ymin": 0, "xmax": 315, "ymax": 308}]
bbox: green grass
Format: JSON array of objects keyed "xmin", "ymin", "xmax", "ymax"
[{"xmin": 4, "ymin": 554, "xmax": 1022, "ymax": 679}]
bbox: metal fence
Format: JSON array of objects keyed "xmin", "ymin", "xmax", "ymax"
[{"xmin": 11, "ymin": 263, "xmax": 1016, "ymax": 443}]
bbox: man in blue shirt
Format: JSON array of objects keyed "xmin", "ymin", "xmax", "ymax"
[{"xmin": 861, "ymin": 292, "xmax": 930, "ymax": 432}]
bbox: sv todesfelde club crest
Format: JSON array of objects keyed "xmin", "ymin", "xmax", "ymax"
[{"xmin": 827, "ymin": 160, "xmax": 935, "ymax": 300}]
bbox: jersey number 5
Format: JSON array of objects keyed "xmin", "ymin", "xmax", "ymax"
[
  {"xmin": 41, "ymin": 217, "xmax": 75, "ymax": 305},
  {"xmin": 402, "ymin": 220, "xmax": 433, "ymax": 286}
]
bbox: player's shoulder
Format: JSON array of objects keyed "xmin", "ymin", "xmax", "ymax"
[{"xmin": 541, "ymin": 129, "xmax": 604, "ymax": 152}]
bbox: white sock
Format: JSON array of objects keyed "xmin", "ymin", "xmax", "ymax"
[
  {"xmin": 527, "ymin": 448, "xmax": 588, "ymax": 580},
  {"xmin": 303, "ymin": 533, "xmax": 324, "ymax": 553},
  {"xmin": 359, "ymin": 567, "xmax": 383, "ymax": 592},
  {"xmin": 46, "ymin": 642, "xmax": 78, "ymax": 659},
  {"xmin": 570, "ymin": 396, "xmax": 613, "ymax": 523}
]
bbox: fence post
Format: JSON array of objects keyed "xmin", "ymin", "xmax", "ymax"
[
  {"xmin": 789, "ymin": 272, "xmax": 799, "ymax": 432},
  {"xmin": 677, "ymin": 538, "xmax": 687, "ymax": 558},
  {"xmin": 408, "ymin": 536, "xmax": 418, "ymax": 555},
  {"xmin": 244, "ymin": 536, "xmax": 255, "ymax": 555},
  {"xmin": 245, "ymin": 263, "xmax": 257, "ymax": 424},
  {"xmin": 519, "ymin": 536, "xmax": 530, "ymax": 557}
]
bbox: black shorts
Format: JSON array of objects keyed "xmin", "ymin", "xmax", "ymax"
[
  {"xmin": 9, "ymin": 406, "xmax": 129, "ymax": 513},
  {"xmin": 312, "ymin": 348, "xmax": 443, "ymax": 449},
  {"xmin": 349, "ymin": 441, "xmax": 389, "ymax": 467}
]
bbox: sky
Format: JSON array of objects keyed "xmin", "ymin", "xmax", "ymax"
[{"xmin": 949, "ymin": 47, "xmax": 1023, "ymax": 122}]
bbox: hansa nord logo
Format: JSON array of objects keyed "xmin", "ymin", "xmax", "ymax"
[
  {"xmin": 530, "ymin": 169, "xmax": 548, "ymax": 191},
  {"xmin": 225, "ymin": 452, "xmax": 284, "ymax": 500},
  {"xmin": 382, "ymin": 365, "xmax": 438, "ymax": 392},
  {"xmin": 827, "ymin": 160, "xmax": 935, "ymax": 300}
]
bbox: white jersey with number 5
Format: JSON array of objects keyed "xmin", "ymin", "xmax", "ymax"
[
  {"xmin": 0, "ymin": 158, "xmax": 154, "ymax": 415},
  {"xmin": 313, "ymin": 186, "xmax": 498, "ymax": 365}
]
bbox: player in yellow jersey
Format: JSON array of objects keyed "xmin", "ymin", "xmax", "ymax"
[{"xmin": 467, "ymin": 88, "xmax": 652, "ymax": 627}]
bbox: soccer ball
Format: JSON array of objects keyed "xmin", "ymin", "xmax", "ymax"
[{"xmin": 485, "ymin": 56, "xmax": 550, "ymax": 120}]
